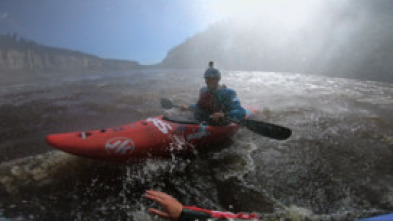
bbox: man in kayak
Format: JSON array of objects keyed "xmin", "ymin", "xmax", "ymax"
[
  {"xmin": 146, "ymin": 190, "xmax": 259, "ymax": 221},
  {"xmin": 180, "ymin": 61, "xmax": 246, "ymax": 126}
]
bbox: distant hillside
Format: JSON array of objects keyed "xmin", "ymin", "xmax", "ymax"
[
  {"xmin": 0, "ymin": 34, "xmax": 140, "ymax": 72},
  {"xmin": 160, "ymin": 0, "xmax": 393, "ymax": 83}
]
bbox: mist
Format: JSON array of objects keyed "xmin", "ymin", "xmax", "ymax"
[{"xmin": 162, "ymin": 0, "xmax": 393, "ymax": 83}]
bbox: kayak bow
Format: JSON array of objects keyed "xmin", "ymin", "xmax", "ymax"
[{"xmin": 46, "ymin": 108, "xmax": 256, "ymax": 162}]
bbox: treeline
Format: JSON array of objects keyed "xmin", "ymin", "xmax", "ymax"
[
  {"xmin": 0, "ymin": 33, "xmax": 140, "ymax": 72},
  {"xmin": 0, "ymin": 33, "xmax": 38, "ymax": 48},
  {"xmin": 160, "ymin": 1, "xmax": 393, "ymax": 83}
]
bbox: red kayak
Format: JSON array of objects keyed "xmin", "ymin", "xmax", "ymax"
[{"xmin": 46, "ymin": 108, "xmax": 256, "ymax": 162}]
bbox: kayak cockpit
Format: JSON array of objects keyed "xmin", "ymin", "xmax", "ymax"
[{"xmin": 162, "ymin": 115, "xmax": 200, "ymax": 124}]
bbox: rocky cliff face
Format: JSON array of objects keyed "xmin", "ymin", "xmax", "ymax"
[{"xmin": 0, "ymin": 35, "xmax": 140, "ymax": 71}]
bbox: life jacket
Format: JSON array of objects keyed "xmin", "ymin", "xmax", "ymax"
[
  {"xmin": 191, "ymin": 85, "xmax": 246, "ymax": 123},
  {"xmin": 197, "ymin": 88, "xmax": 223, "ymax": 115}
]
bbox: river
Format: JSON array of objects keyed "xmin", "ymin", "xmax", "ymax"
[{"xmin": 0, "ymin": 69, "xmax": 392, "ymax": 220}]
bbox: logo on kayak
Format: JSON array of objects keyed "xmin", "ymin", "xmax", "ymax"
[
  {"xmin": 147, "ymin": 118, "xmax": 173, "ymax": 134},
  {"xmin": 105, "ymin": 137, "xmax": 135, "ymax": 156}
]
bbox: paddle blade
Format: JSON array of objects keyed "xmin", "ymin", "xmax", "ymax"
[
  {"xmin": 160, "ymin": 98, "xmax": 175, "ymax": 109},
  {"xmin": 239, "ymin": 119, "xmax": 292, "ymax": 140}
]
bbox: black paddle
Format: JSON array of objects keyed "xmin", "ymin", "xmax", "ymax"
[{"xmin": 160, "ymin": 98, "xmax": 292, "ymax": 140}]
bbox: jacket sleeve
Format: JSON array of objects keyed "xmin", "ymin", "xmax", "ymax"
[
  {"xmin": 179, "ymin": 206, "xmax": 259, "ymax": 221},
  {"xmin": 223, "ymin": 89, "xmax": 246, "ymax": 121},
  {"xmin": 178, "ymin": 207, "xmax": 211, "ymax": 221}
]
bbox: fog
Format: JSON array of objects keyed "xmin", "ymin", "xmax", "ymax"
[
  {"xmin": 163, "ymin": 0, "xmax": 393, "ymax": 83},
  {"xmin": 1, "ymin": 0, "xmax": 392, "ymax": 83}
]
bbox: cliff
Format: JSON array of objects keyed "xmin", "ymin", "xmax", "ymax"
[
  {"xmin": 160, "ymin": 1, "xmax": 393, "ymax": 83},
  {"xmin": 0, "ymin": 35, "xmax": 140, "ymax": 72}
]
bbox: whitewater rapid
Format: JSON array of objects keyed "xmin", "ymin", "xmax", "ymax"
[{"xmin": 0, "ymin": 70, "xmax": 392, "ymax": 220}]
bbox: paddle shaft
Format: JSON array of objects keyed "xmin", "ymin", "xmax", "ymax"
[{"xmin": 160, "ymin": 98, "xmax": 292, "ymax": 140}]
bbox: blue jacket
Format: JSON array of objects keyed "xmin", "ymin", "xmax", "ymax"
[{"xmin": 190, "ymin": 86, "xmax": 246, "ymax": 122}]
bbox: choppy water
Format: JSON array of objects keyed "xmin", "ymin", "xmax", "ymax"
[{"xmin": 0, "ymin": 69, "xmax": 392, "ymax": 220}]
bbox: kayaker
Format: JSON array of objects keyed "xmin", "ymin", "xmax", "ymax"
[
  {"xmin": 180, "ymin": 61, "xmax": 246, "ymax": 125},
  {"xmin": 145, "ymin": 190, "xmax": 259, "ymax": 221}
]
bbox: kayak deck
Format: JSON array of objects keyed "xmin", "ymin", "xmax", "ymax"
[{"xmin": 46, "ymin": 115, "xmax": 241, "ymax": 162}]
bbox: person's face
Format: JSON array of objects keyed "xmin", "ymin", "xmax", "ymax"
[{"xmin": 205, "ymin": 77, "xmax": 220, "ymax": 90}]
